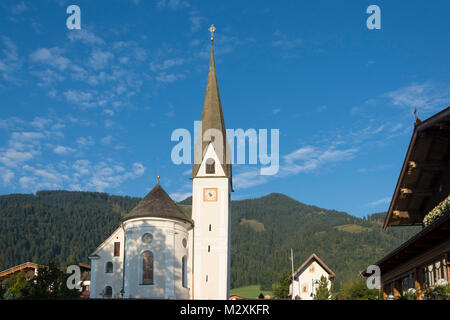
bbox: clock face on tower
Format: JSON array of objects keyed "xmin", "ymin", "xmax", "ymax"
[{"xmin": 203, "ymin": 188, "xmax": 218, "ymax": 202}]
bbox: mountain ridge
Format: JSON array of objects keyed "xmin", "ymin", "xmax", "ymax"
[{"xmin": 0, "ymin": 190, "xmax": 420, "ymax": 290}]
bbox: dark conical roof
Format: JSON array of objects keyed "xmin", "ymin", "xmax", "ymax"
[
  {"xmin": 121, "ymin": 184, "xmax": 193, "ymax": 224},
  {"xmin": 192, "ymin": 39, "xmax": 232, "ymax": 181}
]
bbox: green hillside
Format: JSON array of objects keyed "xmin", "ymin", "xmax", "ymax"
[{"xmin": 0, "ymin": 191, "xmax": 420, "ymax": 291}]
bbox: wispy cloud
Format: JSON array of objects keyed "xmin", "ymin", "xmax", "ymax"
[
  {"xmin": 30, "ymin": 47, "xmax": 71, "ymax": 71},
  {"xmin": 150, "ymin": 58, "xmax": 185, "ymax": 71},
  {"xmin": 53, "ymin": 145, "xmax": 75, "ymax": 155},
  {"xmin": 67, "ymin": 29, "xmax": 105, "ymax": 46},
  {"xmin": 157, "ymin": 0, "xmax": 190, "ymax": 10},
  {"xmin": 272, "ymin": 30, "xmax": 303, "ymax": 50},
  {"xmin": 10, "ymin": 1, "xmax": 30, "ymax": 15},
  {"xmin": 282, "ymin": 146, "xmax": 358, "ymax": 175},
  {"xmin": 368, "ymin": 197, "xmax": 391, "ymax": 207},
  {"xmin": 384, "ymin": 81, "xmax": 450, "ymax": 112},
  {"xmin": 0, "ymin": 36, "xmax": 22, "ymax": 84}
]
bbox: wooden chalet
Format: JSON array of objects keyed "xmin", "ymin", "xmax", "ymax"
[
  {"xmin": 366, "ymin": 106, "xmax": 450, "ymax": 299},
  {"xmin": 0, "ymin": 262, "xmax": 43, "ymax": 281}
]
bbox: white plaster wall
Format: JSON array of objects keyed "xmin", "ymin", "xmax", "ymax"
[
  {"xmin": 122, "ymin": 218, "xmax": 191, "ymax": 299},
  {"xmin": 290, "ymin": 260, "xmax": 332, "ymax": 300},
  {"xmin": 192, "ymin": 144, "xmax": 231, "ymax": 299},
  {"xmin": 89, "ymin": 227, "xmax": 125, "ymax": 299}
]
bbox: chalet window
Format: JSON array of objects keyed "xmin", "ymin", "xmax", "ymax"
[
  {"xmin": 425, "ymin": 265, "xmax": 434, "ymax": 286},
  {"xmin": 206, "ymin": 158, "xmax": 215, "ymax": 174},
  {"xmin": 142, "ymin": 250, "xmax": 154, "ymax": 285},
  {"xmin": 309, "ymin": 265, "xmax": 315, "ymax": 273},
  {"xmin": 104, "ymin": 286, "xmax": 112, "ymax": 298},
  {"xmin": 434, "ymin": 260, "xmax": 446, "ymax": 282},
  {"xmin": 114, "ymin": 242, "xmax": 120, "ymax": 257},
  {"xmin": 105, "ymin": 261, "xmax": 113, "ymax": 273},
  {"xmin": 182, "ymin": 256, "xmax": 187, "ymax": 288}
]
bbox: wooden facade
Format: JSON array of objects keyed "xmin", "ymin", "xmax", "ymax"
[{"xmin": 366, "ymin": 107, "xmax": 450, "ymax": 299}]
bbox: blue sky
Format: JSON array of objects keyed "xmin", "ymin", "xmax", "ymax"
[{"xmin": 0, "ymin": 0, "xmax": 449, "ymax": 217}]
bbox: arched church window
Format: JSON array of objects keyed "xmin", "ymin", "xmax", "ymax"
[
  {"xmin": 205, "ymin": 158, "xmax": 215, "ymax": 174},
  {"xmin": 104, "ymin": 286, "xmax": 112, "ymax": 298},
  {"xmin": 182, "ymin": 256, "xmax": 187, "ymax": 288},
  {"xmin": 105, "ymin": 261, "xmax": 113, "ymax": 273},
  {"xmin": 182, "ymin": 238, "xmax": 187, "ymax": 248},
  {"xmin": 142, "ymin": 250, "xmax": 154, "ymax": 285}
]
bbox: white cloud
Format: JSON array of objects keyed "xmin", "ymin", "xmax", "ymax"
[
  {"xmin": 31, "ymin": 117, "xmax": 52, "ymax": 130},
  {"xmin": 170, "ymin": 192, "xmax": 192, "ymax": 202},
  {"xmin": 10, "ymin": 1, "xmax": 30, "ymax": 14},
  {"xmin": 157, "ymin": 0, "xmax": 190, "ymax": 10},
  {"xmin": 132, "ymin": 162, "xmax": 146, "ymax": 176},
  {"xmin": 156, "ymin": 72, "xmax": 185, "ymax": 83},
  {"xmin": 76, "ymin": 136, "xmax": 95, "ymax": 148},
  {"xmin": 67, "ymin": 29, "xmax": 104, "ymax": 45},
  {"xmin": 86, "ymin": 161, "xmax": 146, "ymax": 191},
  {"xmin": 100, "ymin": 135, "xmax": 113, "ymax": 144},
  {"xmin": 189, "ymin": 11, "xmax": 205, "ymax": 32},
  {"xmin": 53, "ymin": 145, "xmax": 75, "ymax": 155},
  {"xmin": 272, "ymin": 31, "xmax": 303, "ymax": 50},
  {"xmin": 0, "ymin": 36, "xmax": 21, "ymax": 83},
  {"xmin": 30, "ymin": 47, "xmax": 71, "ymax": 71},
  {"xmin": 150, "ymin": 58, "xmax": 185, "ymax": 71},
  {"xmin": 233, "ymin": 168, "xmax": 270, "ymax": 189},
  {"xmin": 281, "ymin": 145, "xmax": 358, "ymax": 176},
  {"xmin": 385, "ymin": 82, "xmax": 450, "ymax": 112},
  {"xmin": 369, "ymin": 197, "xmax": 391, "ymax": 207},
  {"xmin": 89, "ymin": 50, "xmax": 114, "ymax": 70},
  {"xmin": 0, "ymin": 167, "xmax": 14, "ymax": 185}
]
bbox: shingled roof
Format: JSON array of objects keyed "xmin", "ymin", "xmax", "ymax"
[{"xmin": 121, "ymin": 183, "xmax": 193, "ymax": 225}]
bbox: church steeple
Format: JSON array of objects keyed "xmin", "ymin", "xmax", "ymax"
[{"xmin": 192, "ymin": 25, "xmax": 231, "ymax": 180}]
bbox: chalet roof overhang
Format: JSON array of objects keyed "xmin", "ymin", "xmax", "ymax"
[
  {"xmin": 363, "ymin": 212, "xmax": 450, "ymax": 277},
  {"xmin": 383, "ymin": 106, "xmax": 450, "ymax": 230}
]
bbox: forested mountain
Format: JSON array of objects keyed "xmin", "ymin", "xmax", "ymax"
[{"xmin": 0, "ymin": 190, "xmax": 420, "ymax": 290}]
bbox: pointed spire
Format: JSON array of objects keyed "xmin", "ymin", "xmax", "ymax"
[{"xmin": 192, "ymin": 25, "xmax": 231, "ymax": 180}]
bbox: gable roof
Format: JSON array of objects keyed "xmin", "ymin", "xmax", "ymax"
[
  {"xmin": 292, "ymin": 253, "xmax": 336, "ymax": 281},
  {"xmin": 121, "ymin": 183, "xmax": 193, "ymax": 225}
]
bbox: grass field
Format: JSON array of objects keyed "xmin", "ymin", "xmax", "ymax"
[
  {"xmin": 239, "ymin": 218, "xmax": 265, "ymax": 232},
  {"xmin": 230, "ymin": 285, "xmax": 273, "ymax": 299},
  {"xmin": 334, "ymin": 224, "xmax": 372, "ymax": 233}
]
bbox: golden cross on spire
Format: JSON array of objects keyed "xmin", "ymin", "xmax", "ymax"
[
  {"xmin": 157, "ymin": 175, "xmax": 160, "ymax": 184},
  {"xmin": 209, "ymin": 24, "xmax": 216, "ymax": 41}
]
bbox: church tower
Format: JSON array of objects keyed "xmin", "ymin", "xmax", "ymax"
[{"xmin": 191, "ymin": 25, "xmax": 232, "ymax": 300}]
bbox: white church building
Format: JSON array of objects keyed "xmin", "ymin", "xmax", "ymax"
[
  {"xmin": 88, "ymin": 26, "xmax": 232, "ymax": 300},
  {"xmin": 289, "ymin": 253, "xmax": 335, "ymax": 300}
]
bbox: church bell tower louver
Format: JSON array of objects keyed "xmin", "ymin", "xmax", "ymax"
[{"xmin": 191, "ymin": 25, "xmax": 232, "ymax": 300}]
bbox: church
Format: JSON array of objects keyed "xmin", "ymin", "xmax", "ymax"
[{"xmin": 88, "ymin": 26, "xmax": 232, "ymax": 300}]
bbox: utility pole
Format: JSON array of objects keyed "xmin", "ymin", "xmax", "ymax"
[{"xmin": 290, "ymin": 248, "xmax": 295, "ymax": 300}]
